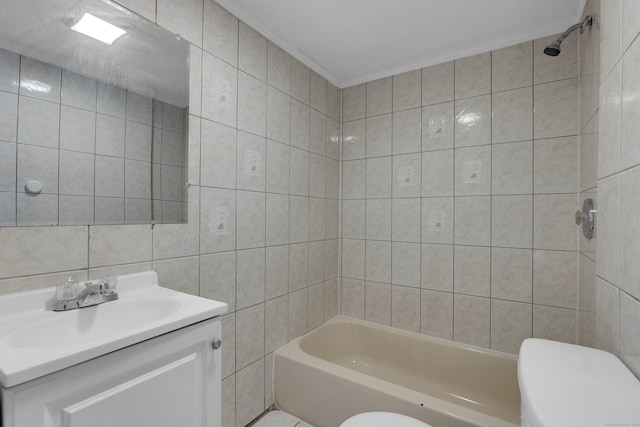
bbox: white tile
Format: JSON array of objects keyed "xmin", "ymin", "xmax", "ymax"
[
  {"xmin": 392, "ymin": 108, "xmax": 422, "ymax": 154},
  {"xmin": 124, "ymin": 159, "xmax": 151, "ymax": 199},
  {"xmin": 239, "ymin": 22, "xmax": 267, "ymax": 81},
  {"xmin": 237, "ymin": 131, "xmax": 266, "ymax": 191},
  {"xmin": 491, "ymin": 195, "xmax": 533, "ymax": 248},
  {"xmin": 89, "ymin": 224, "xmax": 152, "ymax": 267},
  {"xmin": 0, "ymin": 91, "xmax": 17, "ymax": 142},
  {"xmin": 95, "ymin": 114, "xmax": 125, "ymax": 157},
  {"xmin": 95, "ymin": 152, "xmax": 124, "ymax": 197},
  {"xmin": 19, "ymin": 57, "xmax": 61, "ymax": 102},
  {"xmin": 599, "ymin": 57, "xmax": 622, "ymax": 178},
  {"xmin": 599, "ymin": 0, "xmax": 621, "ymax": 81},
  {"xmin": 266, "ymin": 140, "xmax": 289, "ymax": 194},
  {"xmin": 421, "ymin": 289, "xmax": 453, "ymax": 339},
  {"xmin": 422, "ymin": 102, "xmax": 454, "ymax": 151},
  {"xmin": 392, "ymin": 198, "xmax": 420, "ymax": 242},
  {"xmin": 17, "ymin": 97, "xmax": 60, "ymax": 148},
  {"xmin": 61, "ymin": 70, "xmax": 97, "ymax": 110},
  {"xmin": 125, "ymin": 121, "xmax": 151, "ymax": 161},
  {"xmin": 492, "ymin": 87, "xmax": 533, "ymax": 144},
  {"xmin": 290, "ymin": 99, "xmax": 310, "ymax": 150},
  {"xmin": 59, "ymin": 195, "xmax": 93, "ymax": 225},
  {"xmin": 421, "ymin": 243, "xmax": 453, "ymax": 292},
  {"xmin": 491, "ymin": 299, "xmax": 532, "ymax": 354},
  {"xmin": 421, "ymin": 197, "xmax": 453, "ymax": 244},
  {"xmin": 0, "ymin": 226, "xmax": 88, "ymax": 278},
  {"xmin": 454, "ymin": 294, "xmax": 490, "ymax": 348},
  {"xmin": 492, "ymin": 140, "xmax": 533, "ymax": 195},
  {"xmin": 343, "ymin": 84, "xmax": 366, "ymax": 122},
  {"xmin": 237, "ymin": 248, "xmax": 266, "ymax": 309},
  {"xmin": 393, "ymin": 70, "xmax": 421, "ymax": 111},
  {"xmin": 200, "ymin": 187, "xmax": 236, "ymax": 253},
  {"xmin": 342, "ymin": 119, "xmax": 366, "ymax": 160},
  {"xmin": 289, "ymin": 196, "xmax": 308, "ymax": 243},
  {"xmin": 342, "ymin": 199, "xmax": 365, "ymax": 239},
  {"xmin": 391, "ymin": 285, "xmax": 420, "ymax": 332},
  {"xmin": 265, "ymin": 296, "xmax": 289, "ymax": 354},
  {"xmin": 422, "ymin": 149, "xmax": 453, "ymax": 197},
  {"xmin": 202, "ymin": 52, "xmax": 237, "ymax": 128},
  {"xmin": 289, "ymin": 288, "xmax": 308, "ymax": 338},
  {"xmin": 454, "ymin": 245, "xmax": 490, "ymax": 297},
  {"xmin": 365, "ymin": 281, "xmax": 391, "ymax": 325},
  {"xmin": 0, "ymin": 48, "xmax": 19, "ymax": 94},
  {"xmin": 619, "ymin": 166, "xmax": 640, "ymax": 300},
  {"xmin": 619, "ymin": 291, "xmax": 640, "ymax": 377},
  {"xmin": 308, "ymin": 241, "xmax": 325, "ymax": 286},
  {"xmin": 309, "ymin": 197, "xmax": 325, "ymax": 241},
  {"xmin": 266, "ymin": 245, "xmax": 289, "ymax": 299},
  {"xmin": 309, "ymin": 110, "xmax": 326, "ymax": 156},
  {"xmin": 366, "ymin": 114, "xmax": 392, "ymax": 157},
  {"xmin": 289, "ymin": 147, "xmax": 309, "ymax": 196},
  {"xmin": 153, "ymin": 256, "xmax": 199, "ymax": 295},
  {"xmin": 422, "ymin": 61, "xmax": 453, "ymax": 106},
  {"xmin": 96, "ymin": 82, "xmax": 126, "ymax": 118},
  {"xmin": 342, "ymin": 159, "xmax": 365, "ymax": 199},
  {"xmin": 596, "ymin": 175, "xmax": 619, "ymax": 286},
  {"xmin": 492, "ymin": 41, "xmax": 533, "ymax": 92},
  {"xmin": 59, "ymin": 106, "xmax": 96, "ymax": 154},
  {"xmin": 455, "ymin": 145, "xmax": 491, "ymax": 196},
  {"xmin": 364, "ymin": 240, "xmax": 392, "ymax": 283},
  {"xmin": 365, "ymin": 156, "xmax": 392, "ymax": 199},
  {"xmin": 201, "ymin": 120, "xmax": 236, "ymax": 188},
  {"xmin": 533, "ymin": 78, "xmax": 579, "ymax": 139},
  {"xmin": 533, "ymin": 136, "xmax": 578, "ymax": 194},
  {"xmin": 126, "ymin": 92, "xmax": 152, "ymax": 125},
  {"xmin": 17, "ymin": 144, "xmax": 58, "ymax": 195},
  {"xmin": 367, "ymin": 77, "xmax": 392, "ymax": 117},
  {"xmin": 310, "ymin": 71, "xmax": 327, "ymax": 114},
  {"xmin": 454, "ymin": 95, "xmax": 491, "ymax": 148},
  {"xmin": 238, "ymin": 72, "xmax": 267, "ymax": 137},
  {"xmin": 392, "ymin": 153, "xmax": 421, "ymax": 198},
  {"xmin": 59, "ymin": 151, "xmax": 94, "ymax": 197},
  {"xmin": 454, "ymin": 196, "xmax": 490, "ymax": 246},
  {"xmin": 157, "ymin": 0, "xmax": 203, "ymax": 46},
  {"xmin": 455, "ymin": 53, "xmax": 491, "ymax": 99},
  {"xmin": 267, "ymin": 42, "xmax": 290, "ymax": 94},
  {"xmin": 237, "ymin": 191, "xmax": 266, "ymax": 249},
  {"xmin": 366, "ymin": 199, "xmax": 391, "ymax": 241},
  {"xmin": 291, "ymin": 58, "xmax": 310, "ymax": 105},
  {"xmin": 533, "ymin": 194, "xmax": 578, "ymax": 251},
  {"xmin": 0, "ymin": 142, "xmax": 16, "ymax": 192},
  {"xmin": 16, "ymin": 193, "xmax": 58, "ymax": 226},
  {"xmin": 621, "ymin": 39, "xmax": 640, "ymax": 169},
  {"xmin": 342, "ymin": 239, "xmax": 365, "ymax": 280},
  {"xmin": 200, "ymin": 251, "xmax": 236, "ymax": 311},
  {"xmin": 235, "ymin": 359, "xmax": 265, "ymax": 427},
  {"xmin": 236, "ymin": 304, "xmax": 265, "ymax": 369},
  {"xmin": 266, "ymin": 86, "xmax": 291, "ymax": 144},
  {"xmin": 491, "ymin": 248, "xmax": 532, "ymax": 302},
  {"xmin": 533, "ymin": 305, "xmax": 576, "ymax": 344},
  {"xmin": 595, "ymin": 278, "xmax": 620, "ymax": 355},
  {"xmin": 533, "ymin": 250, "xmax": 577, "ymax": 309},
  {"xmin": 391, "ymin": 242, "xmax": 420, "ymax": 287},
  {"xmin": 266, "ymin": 194, "xmax": 289, "ymax": 246}
]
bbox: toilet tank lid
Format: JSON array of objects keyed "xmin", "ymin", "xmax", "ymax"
[{"xmin": 518, "ymin": 338, "xmax": 640, "ymax": 427}]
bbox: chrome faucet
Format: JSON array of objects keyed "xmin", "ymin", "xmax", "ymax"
[{"xmin": 54, "ymin": 278, "xmax": 119, "ymax": 311}]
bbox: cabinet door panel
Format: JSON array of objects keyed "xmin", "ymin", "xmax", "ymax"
[{"xmin": 64, "ymin": 353, "xmax": 200, "ymax": 427}]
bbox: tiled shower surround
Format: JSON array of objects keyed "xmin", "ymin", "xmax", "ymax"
[
  {"xmin": 577, "ymin": 0, "xmax": 640, "ymax": 379},
  {"xmin": 2, "ymin": 1, "xmax": 640, "ymax": 427},
  {"xmin": 340, "ymin": 34, "xmax": 581, "ymax": 353}
]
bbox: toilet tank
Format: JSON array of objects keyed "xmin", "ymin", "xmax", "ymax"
[{"xmin": 518, "ymin": 338, "xmax": 640, "ymax": 427}]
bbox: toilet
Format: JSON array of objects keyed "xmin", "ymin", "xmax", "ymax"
[
  {"xmin": 340, "ymin": 411, "xmax": 430, "ymax": 427},
  {"xmin": 519, "ymin": 338, "xmax": 640, "ymax": 426}
]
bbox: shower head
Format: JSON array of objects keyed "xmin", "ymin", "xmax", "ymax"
[
  {"xmin": 543, "ymin": 41, "xmax": 562, "ymax": 56},
  {"xmin": 544, "ymin": 15, "xmax": 593, "ymax": 57}
]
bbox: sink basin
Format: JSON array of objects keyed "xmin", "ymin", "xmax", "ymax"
[{"xmin": 0, "ymin": 271, "xmax": 228, "ymax": 387}]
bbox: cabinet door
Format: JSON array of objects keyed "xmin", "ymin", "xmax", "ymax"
[{"xmin": 2, "ymin": 319, "xmax": 222, "ymax": 427}]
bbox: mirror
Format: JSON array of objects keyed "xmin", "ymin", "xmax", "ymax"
[{"xmin": 0, "ymin": 0, "xmax": 189, "ymax": 226}]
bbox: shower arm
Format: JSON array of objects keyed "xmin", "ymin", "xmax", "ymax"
[{"xmin": 554, "ymin": 15, "xmax": 593, "ymax": 45}]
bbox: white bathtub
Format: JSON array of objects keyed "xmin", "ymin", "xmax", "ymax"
[{"xmin": 274, "ymin": 316, "xmax": 520, "ymax": 427}]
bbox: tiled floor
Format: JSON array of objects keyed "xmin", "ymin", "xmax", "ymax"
[{"xmin": 252, "ymin": 410, "xmax": 314, "ymax": 427}]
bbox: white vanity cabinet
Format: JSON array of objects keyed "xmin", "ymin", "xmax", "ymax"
[{"xmin": 1, "ymin": 318, "xmax": 222, "ymax": 427}]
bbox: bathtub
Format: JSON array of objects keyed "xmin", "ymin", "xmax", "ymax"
[{"xmin": 274, "ymin": 316, "xmax": 520, "ymax": 427}]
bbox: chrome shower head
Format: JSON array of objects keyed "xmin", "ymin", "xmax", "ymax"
[
  {"xmin": 544, "ymin": 15, "xmax": 593, "ymax": 57},
  {"xmin": 543, "ymin": 41, "xmax": 562, "ymax": 56}
]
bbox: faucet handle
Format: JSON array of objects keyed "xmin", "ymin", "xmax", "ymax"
[{"xmin": 56, "ymin": 277, "xmax": 79, "ymax": 301}]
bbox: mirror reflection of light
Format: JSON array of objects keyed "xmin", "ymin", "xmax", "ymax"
[
  {"xmin": 71, "ymin": 13, "xmax": 126, "ymax": 45},
  {"xmin": 343, "ymin": 135, "xmax": 358, "ymax": 144},
  {"xmin": 20, "ymin": 79, "xmax": 51, "ymax": 94},
  {"xmin": 456, "ymin": 111, "xmax": 480, "ymax": 127}
]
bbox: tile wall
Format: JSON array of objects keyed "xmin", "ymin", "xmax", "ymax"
[
  {"xmin": 340, "ymin": 33, "xmax": 581, "ymax": 354},
  {"xmin": 0, "ymin": 52, "xmax": 187, "ymax": 226},
  {"xmin": 584, "ymin": 0, "xmax": 640, "ymax": 379},
  {"xmin": 0, "ymin": 1, "xmax": 341, "ymax": 426}
]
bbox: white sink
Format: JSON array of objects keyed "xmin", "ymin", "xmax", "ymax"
[{"xmin": 0, "ymin": 271, "xmax": 228, "ymax": 387}]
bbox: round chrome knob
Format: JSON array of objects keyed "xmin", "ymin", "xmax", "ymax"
[{"xmin": 212, "ymin": 338, "xmax": 222, "ymax": 350}]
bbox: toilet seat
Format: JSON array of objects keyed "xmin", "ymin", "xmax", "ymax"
[{"xmin": 340, "ymin": 411, "xmax": 432, "ymax": 427}]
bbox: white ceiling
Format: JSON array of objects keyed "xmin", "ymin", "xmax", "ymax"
[{"xmin": 217, "ymin": 0, "xmax": 586, "ymax": 88}]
